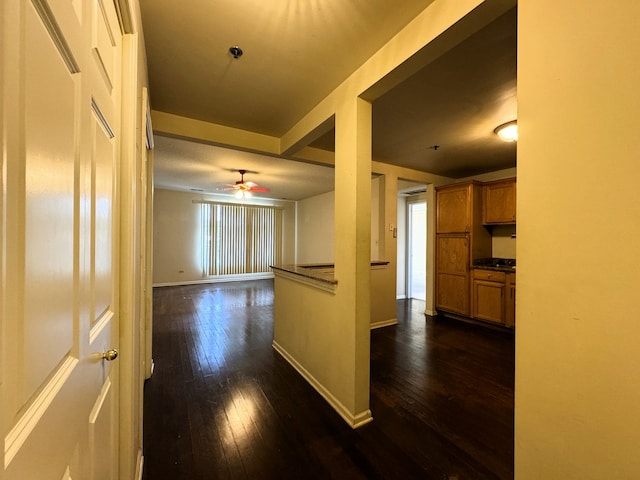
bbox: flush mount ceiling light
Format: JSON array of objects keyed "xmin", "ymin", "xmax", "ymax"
[
  {"xmin": 229, "ymin": 46, "xmax": 243, "ymax": 59},
  {"xmin": 494, "ymin": 120, "xmax": 518, "ymax": 142}
]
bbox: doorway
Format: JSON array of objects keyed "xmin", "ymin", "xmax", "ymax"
[{"xmin": 407, "ymin": 200, "xmax": 427, "ymax": 301}]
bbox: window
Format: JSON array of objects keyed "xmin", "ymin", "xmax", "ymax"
[{"xmin": 202, "ymin": 203, "xmax": 283, "ymax": 276}]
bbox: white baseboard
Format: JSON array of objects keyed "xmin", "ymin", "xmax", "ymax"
[
  {"xmin": 370, "ymin": 318, "xmax": 398, "ymax": 329},
  {"xmin": 135, "ymin": 450, "xmax": 143, "ymax": 480},
  {"xmin": 272, "ymin": 341, "xmax": 373, "ymax": 429},
  {"xmin": 154, "ymin": 272, "xmax": 274, "ymax": 288}
]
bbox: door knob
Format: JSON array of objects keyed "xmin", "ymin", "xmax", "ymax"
[{"xmin": 102, "ymin": 349, "xmax": 119, "ymax": 361}]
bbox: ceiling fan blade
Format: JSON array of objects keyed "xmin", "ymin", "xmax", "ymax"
[{"xmin": 223, "ymin": 170, "xmax": 270, "ymax": 195}]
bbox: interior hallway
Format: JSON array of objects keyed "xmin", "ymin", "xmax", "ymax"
[{"xmin": 143, "ymin": 280, "xmax": 514, "ymax": 479}]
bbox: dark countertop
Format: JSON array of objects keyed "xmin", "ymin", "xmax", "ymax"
[
  {"xmin": 473, "ymin": 258, "xmax": 516, "ymax": 273},
  {"xmin": 473, "ymin": 265, "xmax": 516, "ymax": 273}
]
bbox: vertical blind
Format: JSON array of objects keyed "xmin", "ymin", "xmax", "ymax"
[{"xmin": 202, "ymin": 203, "xmax": 283, "ymax": 276}]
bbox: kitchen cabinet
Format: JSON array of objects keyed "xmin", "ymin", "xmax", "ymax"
[
  {"xmin": 471, "ymin": 269, "xmax": 516, "ymax": 326},
  {"xmin": 436, "ymin": 234, "xmax": 470, "ymax": 315},
  {"xmin": 483, "ymin": 178, "xmax": 516, "ymax": 224},
  {"xmin": 437, "ymin": 182, "xmax": 473, "ymax": 233},
  {"xmin": 435, "ymin": 181, "xmax": 491, "ymax": 317},
  {"xmin": 472, "ymin": 269, "xmax": 506, "ymax": 324}
]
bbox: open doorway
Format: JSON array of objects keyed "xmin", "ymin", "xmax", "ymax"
[
  {"xmin": 407, "ymin": 200, "xmax": 427, "ymax": 301},
  {"xmin": 397, "ymin": 181, "xmax": 427, "ymax": 301}
]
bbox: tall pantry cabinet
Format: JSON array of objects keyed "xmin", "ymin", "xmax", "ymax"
[{"xmin": 435, "ymin": 181, "xmax": 491, "ymax": 316}]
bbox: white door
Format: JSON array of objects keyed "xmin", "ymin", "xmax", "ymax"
[{"xmin": 1, "ymin": 0, "xmax": 123, "ymax": 478}]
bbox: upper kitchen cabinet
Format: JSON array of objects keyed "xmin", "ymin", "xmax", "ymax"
[
  {"xmin": 483, "ymin": 178, "xmax": 516, "ymax": 224},
  {"xmin": 437, "ymin": 181, "xmax": 483, "ymax": 233}
]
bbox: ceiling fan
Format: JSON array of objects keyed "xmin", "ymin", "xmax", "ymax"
[{"xmin": 226, "ymin": 169, "xmax": 270, "ymax": 198}]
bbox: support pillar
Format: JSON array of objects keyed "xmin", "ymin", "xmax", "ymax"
[{"xmin": 334, "ymin": 97, "xmax": 372, "ymax": 424}]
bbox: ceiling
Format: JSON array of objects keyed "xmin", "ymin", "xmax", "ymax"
[
  {"xmin": 153, "ymin": 135, "xmax": 337, "ymax": 201},
  {"xmin": 141, "ymin": 1, "xmax": 517, "ymax": 200}
]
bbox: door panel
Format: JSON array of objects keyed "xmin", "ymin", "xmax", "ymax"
[
  {"xmin": 88, "ymin": 378, "xmax": 115, "ymax": 480},
  {"xmin": 2, "ymin": 0, "xmax": 122, "ymax": 478},
  {"xmin": 92, "ymin": 103, "xmax": 115, "ymax": 325},
  {"xmin": 23, "ymin": 0, "xmax": 77, "ymax": 401},
  {"xmin": 473, "ymin": 280, "xmax": 505, "ymax": 323},
  {"xmin": 436, "ymin": 273, "xmax": 470, "ymax": 315},
  {"xmin": 436, "ymin": 234, "xmax": 469, "ymax": 274},
  {"xmin": 93, "ymin": 0, "xmax": 119, "ymax": 95}
]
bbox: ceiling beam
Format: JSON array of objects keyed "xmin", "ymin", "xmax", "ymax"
[{"xmin": 151, "ymin": 110, "xmax": 281, "ymax": 155}]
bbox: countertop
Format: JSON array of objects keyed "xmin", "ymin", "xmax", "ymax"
[
  {"xmin": 473, "ymin": 258, "xmax": 516, "ymax": 273},
  {"xmin": 271, "ymin": 264, "xmax": 337, "ymax": 285},
  {"xmin": 271, "ymin": 261, "xmax": 390, "ymax": 286}
]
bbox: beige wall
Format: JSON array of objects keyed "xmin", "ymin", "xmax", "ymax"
[
  {"xmin": 153, "ymin": 189, "xmax": 295, "ymax": 285},
  {"xmin": 516, "ymin": 0, "xmax": 640, "ymax": 477},
  {"xmin": 296, "ymin": 191, "xmax": 335, "ymax": 264},
  {"xmin": 491, "ymin": 225, "xmax": 516, "ymax": 259},
  {"xmin": 296, "ymin": 177, "xmax": 382, "ymax": 264},
  {"xmin": 272, "ymin": 275, "xmax": 372, "ymax": 427}
]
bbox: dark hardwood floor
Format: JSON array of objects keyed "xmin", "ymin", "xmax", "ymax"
[{"xmin": 143, "ymin": 280, "xmax": 514, "ymax": 480}]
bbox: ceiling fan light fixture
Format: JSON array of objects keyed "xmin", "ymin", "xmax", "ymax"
[
  {"xmin": 494, "ymin": 120, "xmax": 518, "ymax": 142},
  {"xmin": 225, "ymin": 169, "xmax": 269, "ymax": 198}
]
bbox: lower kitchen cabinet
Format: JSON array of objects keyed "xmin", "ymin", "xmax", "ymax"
[
  {"xmin": 472, "ymin": 269, "xmax": 506, "ymax": 324},
  {"xmin": 471, "ymin": 269, "xmax": 516, "ymax": 327}
]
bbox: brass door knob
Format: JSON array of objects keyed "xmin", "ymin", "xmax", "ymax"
[{"xmin": 102, "ymin": 349, "xmax": 119, "ymax": 361}]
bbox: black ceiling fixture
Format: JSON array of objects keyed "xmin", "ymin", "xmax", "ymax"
[{"xmin": 229, "ymin": 46, "xmax": 243, "ymax": 59}]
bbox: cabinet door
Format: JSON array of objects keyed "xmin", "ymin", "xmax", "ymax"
[
  {"xmin": 437, "ymin": 273, "xmax": 470, "ymax": 315},
  {"xmin": 483, "ymin": 179, "xmax": 516, "ymax": 224},
  {"xmin": 437, "ymin": 234, "xmax": 469, "ymax": 274},
  {"xmin": 473, "ymin": 279, "xmax": 505, "ymax": 324},
  {"xmin": 436, "ymin": 234, "xmax": 470, "ymax": 315},
  {"xmin": 437, "ymin": 183, "xmax": 471, "ymax": 232}
]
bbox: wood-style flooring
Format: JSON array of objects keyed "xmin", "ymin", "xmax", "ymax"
[{"xmin": 143, "ymin": 280, "xmax": 514, "ymax": 479}]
